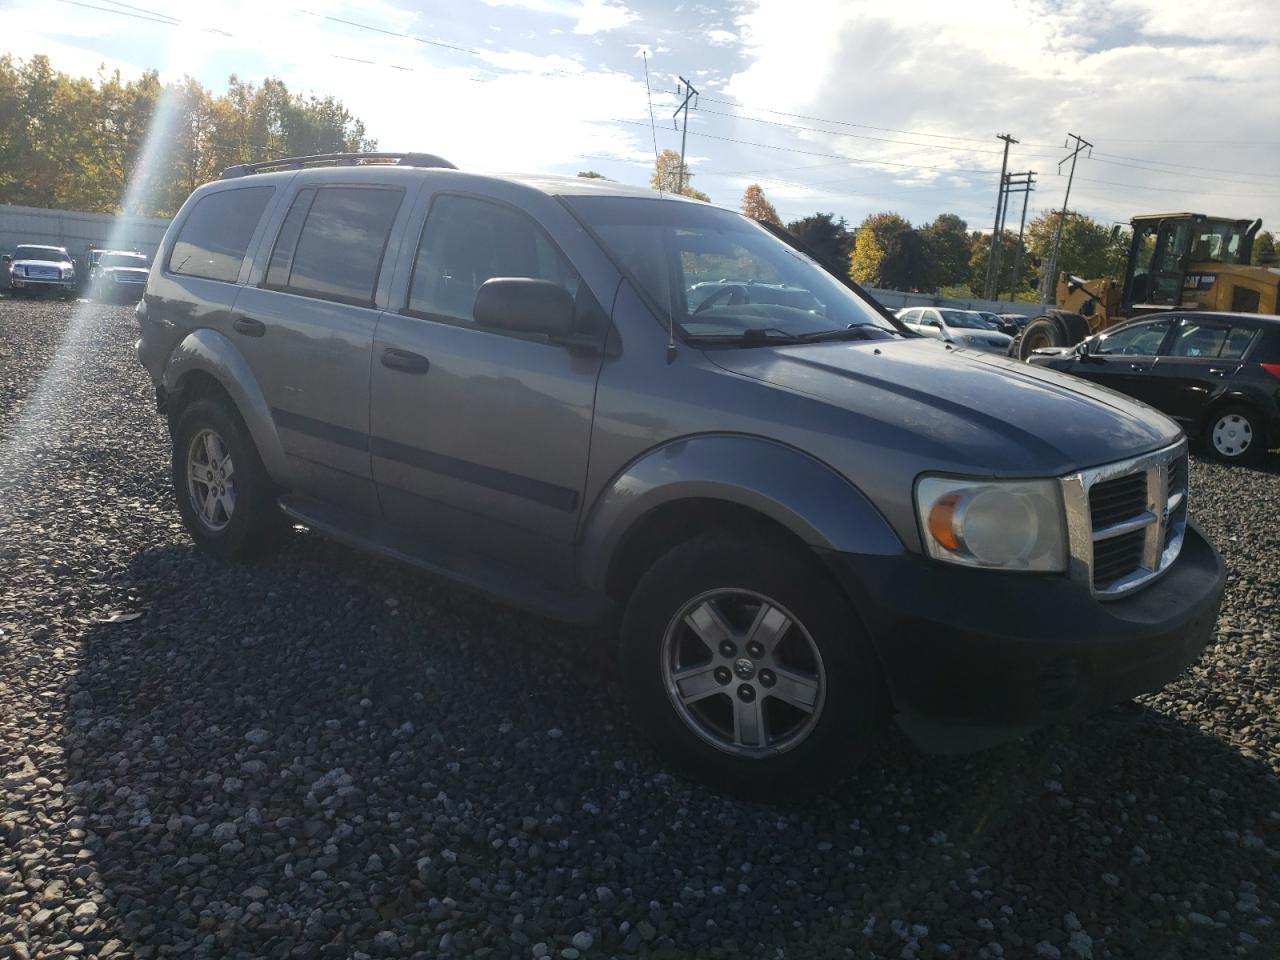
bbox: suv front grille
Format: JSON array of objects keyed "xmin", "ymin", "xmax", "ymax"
[{"xmin": 1061, "ymin": 441, "xmax": 1188, "ymax": 598}]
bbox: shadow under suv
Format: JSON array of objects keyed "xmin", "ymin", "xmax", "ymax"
[{"xmin": 136, "ymin": 152, "xmax": 1226, "ymax": 796}]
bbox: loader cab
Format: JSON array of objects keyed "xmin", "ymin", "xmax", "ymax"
[{"xmin": 1123, "ymin": 214, "xmax": 1256, "ymax": 311}]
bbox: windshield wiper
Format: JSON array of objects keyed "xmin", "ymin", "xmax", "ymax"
[
  {"xmin": 683, "ymin": 327, "xmax": 805, "ymax": 345},
  {"xmin": 794, "ymin": 324, "xmax": 896, "ymax": 343}
]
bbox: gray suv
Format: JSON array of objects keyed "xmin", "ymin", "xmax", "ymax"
[{"xmin": 136, "ymin": 153, "xmax": 1226, "ymax": 796}]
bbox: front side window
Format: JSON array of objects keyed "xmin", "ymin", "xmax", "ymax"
[
  {"xmin": 563, "ymin": 196, "xmax": 893, "ymax": 343},
  {"xmin": 265, "ymin": 186, "xmax": 403, "ymax": 306},
  {"xmin": 407, "ymin": 194, "xmax": 580, "ymax": 324},
  {"xmin": 1189, "ymin": 222, "xmax": 1246, "ymax": 264},
  {"xmin": 169, "ymin": 186, "xmax": 274, "ymax": 283},
  {"xmin": 1095, "ymin": 320, "xmax": 1171, "ymax": 356}
]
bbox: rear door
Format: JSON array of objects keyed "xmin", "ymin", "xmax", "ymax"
[
  {"xmin": 369, "ymin": 191, "xmax": 607, "ymax": 585},
  {"xmin": 1147, "ymin": 317, "xmax": 1256, "ymax": 425},
  {"xmin": 232, "ymin": 181, "xmax": 413, "ymax": 515}
]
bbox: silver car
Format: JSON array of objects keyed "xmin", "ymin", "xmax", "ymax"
[
  {"xmin": 135, "ymin": 153, "xmax": 1225, "ymax": 797},
  {"xmin": 5, "ymin": 244, "xmax": 76, "ymax": 297},
  {"xmin": 896, "ymin": 307, "xmax": 1013, "ymax": 353}
]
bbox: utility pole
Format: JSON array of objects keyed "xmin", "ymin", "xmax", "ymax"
[
  {"xmin": 994, "ymin": 171, "xmax": 1035, "ymax": 299},
  {"xmin": 1041, "ymin": 132, "xmax": 1092, "ymax": 304},
  {"xmin": 672, "ymin": 76, "xmax": 699, "ymax": 195},
  {"xmin": 984, "ymin": 133, "xmax": 1018, "ymax": 300}
]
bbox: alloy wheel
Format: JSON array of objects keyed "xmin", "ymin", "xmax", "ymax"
[
  {"xmin": 660, "ymin": 588, "xmax": 826, "ymax": 757},
  {"xmin": 187, "ymin": 428, "xmax": 236, "ymax": 532}
]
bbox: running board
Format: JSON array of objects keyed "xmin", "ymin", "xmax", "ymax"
[{"xmin": 278, "ymin": 494, "xmax": 613, "ymax": 626}]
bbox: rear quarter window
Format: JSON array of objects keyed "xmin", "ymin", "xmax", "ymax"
[{"xmin": 168, "ymin": 186, "xmax": 274, "ymax": 283}]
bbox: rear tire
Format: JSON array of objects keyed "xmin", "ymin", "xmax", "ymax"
[
  {"xmin": 171, "ymin": 396, "xmax": 285, "ymax": 558},
  {"xmin": 619, "ymin": 533, "xmax": 883, "ymax": 799},
  {"xmin": 1011, "ymin": 312, "xmax": 1090, "ymax": 360},
  {"xmin": 1205, "ymin": 405, "xmax": 1266, "ymax": 464}
]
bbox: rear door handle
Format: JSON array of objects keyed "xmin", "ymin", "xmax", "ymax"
[
  {"xmin": 1128, "ymin": 363, "xmax": 1149, "ymax": 372},
  {"xmin": 1208, "ymin": 367, "xmax": 1229, "ymax": 377},
  {"xmin": 233, "ymin": 315, "xmax": 266, "ymax": 337},
  {"xmin": 381, "ymin": 347, "xmax": 431, "ymax": 374}
]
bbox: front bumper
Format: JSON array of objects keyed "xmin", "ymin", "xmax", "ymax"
[
  {"xmin": 829, "ymin": 520, "xmax": 1225, "ymax": 751},
  {"xmin": 10, "ymin": 276, "xmax": 76, "ymax": 292}
]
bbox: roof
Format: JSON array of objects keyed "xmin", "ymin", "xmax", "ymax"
[
  {"xmin": 1130, "ymin": 212, "xmax": 1252, "ymax": 224},
  {"xmin": 15, "ymin": 243, "xmax": 68, "ymax": 251}
]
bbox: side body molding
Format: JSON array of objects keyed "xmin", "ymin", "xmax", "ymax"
[
  {"xmin": 578, "ymin": 434, "xmax": 904, "ymax": 593},
  {"xmin": 162, "ymin": 328, "xmax": 292, "ymax": 484}
]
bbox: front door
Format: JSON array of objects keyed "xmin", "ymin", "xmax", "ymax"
[
  {"xmin": 1076, "ymin": 317, "xmax": 1174, "ymax": 406},
  {"xmin": 1148, "ymin": 219, "xmax": 1193, "ymax": 307},
  {"xmin": 369, "ymin": 193, "xmax": 606, "ymax": 586}
]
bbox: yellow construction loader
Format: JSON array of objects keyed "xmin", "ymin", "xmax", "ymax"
[{"xmin": 1012, "ymin": 213, "xmax": 1279, "ymax": 359}]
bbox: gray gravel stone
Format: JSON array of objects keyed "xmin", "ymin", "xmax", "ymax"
[{"xmin": 1, "ymin": 298, "xmax": 1279, "ymax": 960}]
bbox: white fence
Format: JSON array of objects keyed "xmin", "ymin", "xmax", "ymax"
[{"xmin": 0, "ymin": 204, "xmax": 171, "ymax": 264}]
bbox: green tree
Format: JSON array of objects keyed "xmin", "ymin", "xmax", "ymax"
[
  {"xmin": 967, "ymin": 229, "xmax": 1038, "ymax": 298},
  {"xmin": 879, "ymin": 229, "xmax": 935, "ymax": 292},
  {"xmin": 650, "ymin": 148, "xmax": 709, "ymax": 201},
  {"xmin": 1025, "ymin": 210, "xmax": 1125, "ymax": 293},
  {"xmin": 921, "ymin": 213, "xmax": 970, "ymax": 288},
  {"xmin": 740, "ymin": 183, "xmax": 781, "ymax": 225},
  {"xmin": 785, "ymin": 212, "xmax": 853, "ymax": 272},
  {"xmin": 849, "ymin": 212, "xmax": 910, "ymax": 286},
  {"xmin": 0, "ymin": 56, "xmax": 375, "ymax": 217},
  {"xmin": 577, "ymin": 170, "xmax": 607, "ymax": 179},
  {"xmin": 1253, "ymin": 230, "xmax": 1276, "ymax": 266}
]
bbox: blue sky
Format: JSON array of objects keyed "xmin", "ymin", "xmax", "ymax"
[{"xmin": 5, "ymin": 0, "xmax": 1279, "ymax": 234}]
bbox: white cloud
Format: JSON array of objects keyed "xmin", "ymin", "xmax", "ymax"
[
  {"xmin": 721, "ymin": 0, "xmax": 1280, "ymax": 228},
  {"xmin": 705, "ymin": 28, "xmax": 736, "ymax": 45},
  {"xmin": 572, "ymin": 0, "xmax": 638, "ymax": 35}
]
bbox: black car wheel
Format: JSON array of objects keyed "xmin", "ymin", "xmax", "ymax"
[{"xmin": 620, "ymin": 532, "xmax": 883, "ymax": 799}]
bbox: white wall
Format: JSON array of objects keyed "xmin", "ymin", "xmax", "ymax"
[
  {"xmin": 0, "ymin": 204, "xmax": 171, "ymax": 263},
  {"xmin": 867, "ymin": 287, "xmax": 1045, "ymax": 316}
]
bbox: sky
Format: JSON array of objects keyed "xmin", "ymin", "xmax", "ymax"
[{"xmin": 4, "ymin": 0, "xmax": 1279, "ymax": 235}]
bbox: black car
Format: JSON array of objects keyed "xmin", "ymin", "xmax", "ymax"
[{"xmin": 1029, "ymin": 311, "xmax": 1280, "ymax": 462}]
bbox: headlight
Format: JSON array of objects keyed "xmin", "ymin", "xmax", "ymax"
[
  {"xmin": 915, "ymin": 477, "xmax": 1066, "ymax": 572},
  {"xmin": 61, "ymin": 266, "xmax": 73, "ymax": 279}
]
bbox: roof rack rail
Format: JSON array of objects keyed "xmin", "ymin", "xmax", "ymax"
[{"xmin": 219, "ymin": 152, "xmax": 456, "ymax": 180}]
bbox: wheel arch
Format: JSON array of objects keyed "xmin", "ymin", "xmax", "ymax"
[
  {"xmin": 580, "ymin": 434, "xmax": 904, "ymax": 603},
  {"xmin": 162, "ymin": 328, "xmax": 291, "ymax": 484}
]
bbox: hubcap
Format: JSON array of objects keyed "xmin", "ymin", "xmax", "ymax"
[
  {"xmin": 1211, "ymin": 414, "xmax": 1252, "ymax": 458},
  {"xmin": 660, "ymin": 589, "xmax": 826, "ymax": 758},
  {"xmin": 186, "ymin": 428, "xmax": 236, "ymax": 532}
]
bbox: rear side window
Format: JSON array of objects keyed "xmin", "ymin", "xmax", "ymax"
[
  {"xmin": 1219, "ymin": 326, "xmax": 1258, "ymax": 360},
  {"xmin": 1169, "ymin": 322, "xmax": 1228, "ymax": 358},
  {"xmin": 265, "ymin": 186, "xmax": 403, "ymax": 306},
  {"xmin": 169, "ymin": 186, "xmax": 274, "ymax": 283},
  {"xmin": 407, "ymin": 194, "xmax": 580, "ymax": 325}
]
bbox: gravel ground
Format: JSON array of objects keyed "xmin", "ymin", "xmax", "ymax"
[{"xmin": 1, "ymin": 297, "xmax": 1278, "ymax": 960}]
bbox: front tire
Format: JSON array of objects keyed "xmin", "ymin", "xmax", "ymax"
[
  {"xmin": 620, "ymin": 533, "xmax": 882, "ymax": 799},
  {"xmin": 171, "ymin": 396, "xmax": 284, "ymax": 558},
  {"xmin": 1206, "ymin": 405, "xmax": 1266, "ymax": 464}
]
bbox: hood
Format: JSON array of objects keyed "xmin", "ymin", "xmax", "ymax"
[
  {"xmin": 102, "ymin": 266, "xmax": 148, "ymax": 277},
  {"xmin": 707, "ymin": 337, "xmax": 1181, "ymax": 476}
]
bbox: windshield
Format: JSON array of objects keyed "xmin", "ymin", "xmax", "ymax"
[
  {"xmin": 101, "ymin": 253, "xmax": 148, "ymax": 268},
  {"xmin": 564, "ymin": 196, "xmax": 895, "ymax": 341},
  {"xmin": 15, "ymin": 246, "xmax": 67, "ymax": 262},
  {"xmin": 939, "ymin": 310, "xmax": 991, "ymax": 330}
]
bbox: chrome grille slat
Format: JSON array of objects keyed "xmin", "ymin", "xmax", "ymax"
[{"xmin": 1060, "ymin": 441, "xmax": 1188, "ymax": 599}]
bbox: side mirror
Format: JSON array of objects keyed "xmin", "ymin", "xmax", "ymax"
[
  {"xmin": 474, "ymin": 278, "xmax": 574, "ymax": 338},
  {"xmin": 1, "ymin": 254, "xmax": 10, "ymax": 264}
]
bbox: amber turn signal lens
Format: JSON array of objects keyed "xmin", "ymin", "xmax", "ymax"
[{"xmin": 927, "ymin": 493, "xmax": 962, "ymax": 551}]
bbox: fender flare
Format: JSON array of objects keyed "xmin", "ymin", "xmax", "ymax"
[
  {"xmin": 162, "ymin": 328, "xmax": 292, "ymax": 484},
  {"xmin": 578, "ymin": 434, "xmax": 904, "ymax": 594}
]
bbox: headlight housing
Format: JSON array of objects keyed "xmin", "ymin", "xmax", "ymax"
[{"xmin": 915, "ymin": 476, "xmax": 1066, "ymax": 572}]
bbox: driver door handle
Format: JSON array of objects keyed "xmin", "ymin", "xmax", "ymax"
[
  {"xmin": 1208, "ymin": 367, "xmax": 1229, "ymax": 377},
  {"xmin": 381, "ymin": 347, "xmax": 431, "ymax": 374},
  {"xmin": 1128, "ymin": 362, "xmax": 1150, "ymax": 373}
]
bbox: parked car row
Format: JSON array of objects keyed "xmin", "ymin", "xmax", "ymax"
[
  {"xmin": 894, "ymin": 306, "xmax": 1014, "ymax": 353},
  {"xmin": 3, "ymin": 243, "xmax": 150, "ymax": 302}
]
